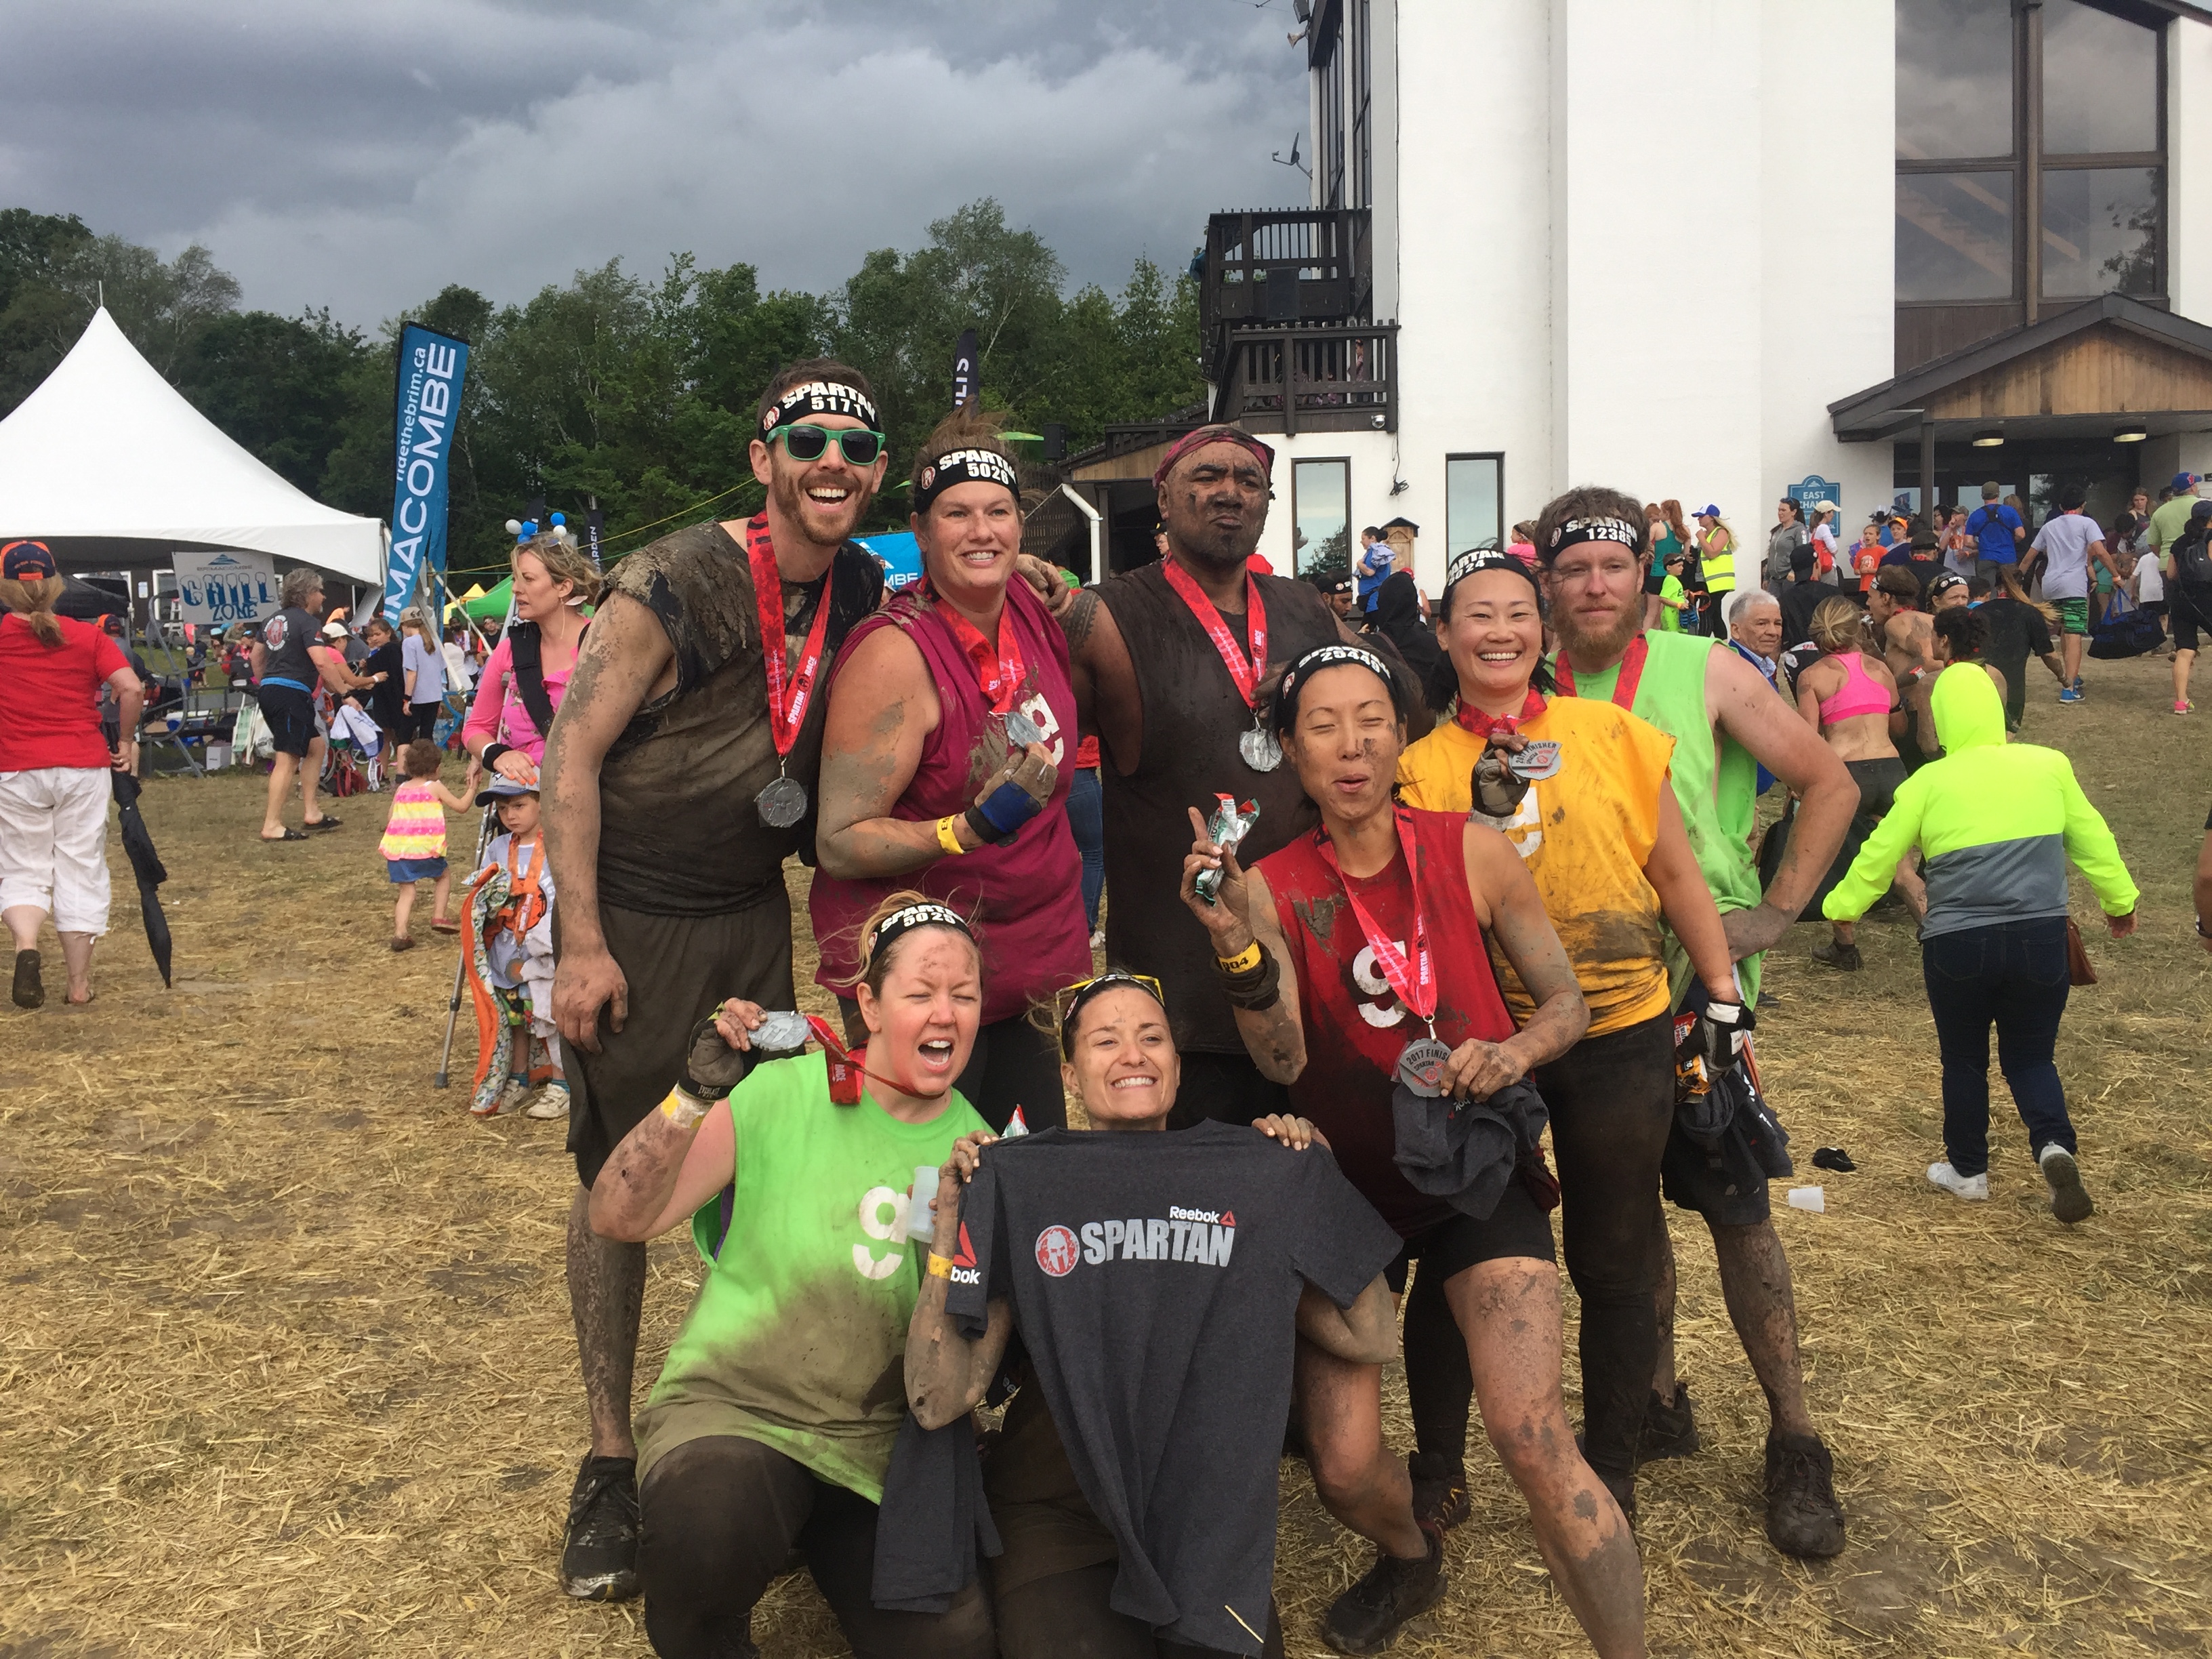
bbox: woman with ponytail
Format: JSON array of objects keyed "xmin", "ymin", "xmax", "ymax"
[{"xmin": 0, "ymin": 541, "xmax": 144, "ymax": 1009}]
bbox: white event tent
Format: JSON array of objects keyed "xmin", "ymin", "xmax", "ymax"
[{"xmin": 0, "ymin": 306, "xmax": 384, "ymax": 583}]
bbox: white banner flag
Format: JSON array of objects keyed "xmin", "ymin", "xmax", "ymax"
[{"xmin": 173, "ymin": 549, "xmax": 278, "ymax": 626}]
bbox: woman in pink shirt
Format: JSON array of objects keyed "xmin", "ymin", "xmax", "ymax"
[
  {"xmin": 811, "ymin": 411, "xmax": 1090, "ymax": 1132},
  {"xmin": 462, "ymin": 529, "xmax": 600, "ymax": 782}
]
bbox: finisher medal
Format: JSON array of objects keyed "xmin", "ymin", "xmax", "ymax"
[
  {"xmin": 1504, "ymin": 739, "xmax": 1562, "ymax": 781},
  {"xmin": 745, "ymin": 514, "xmax": 833, "ymax": 830},
  {"xmin": 1238, "ymin": 722, "xmax": 1283, "ymax": 773},
  {"xmin": 1396, "ymin": 1033, "xmax": 1452, "ymax": 1098},
  {"xmin": 1004, "ymin": 707, "xmax": 1046, "ymax": 752},
  {"xmin": 750, "ymin": 1009, "xmax": 814, "ymax": 1054}
]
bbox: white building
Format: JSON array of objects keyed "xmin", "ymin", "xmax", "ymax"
[{"xmin": 1069, "ymin": 0, "xmax": 2212, "ymax": 593}]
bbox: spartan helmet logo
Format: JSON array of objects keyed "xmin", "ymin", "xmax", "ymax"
[{"xmin": 920, "ymin": 466, "xmax": 937, "ymax": 491}]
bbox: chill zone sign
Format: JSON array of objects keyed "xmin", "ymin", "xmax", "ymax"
[
  {"xmin": 381, "ymin": 323, "xmax": 471, "ymax": 623},
  {"xmin": 173, "ymin": 548, "xmax": 277, "ymax": 626}
]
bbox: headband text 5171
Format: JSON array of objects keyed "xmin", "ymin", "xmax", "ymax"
[
  {"xmin": 916, "ymin": 449, "xmax": 1021, "ymax": 514},
  {"xmin": 760, "ymin": 380, "xmax": 882, "ymax": 436}
]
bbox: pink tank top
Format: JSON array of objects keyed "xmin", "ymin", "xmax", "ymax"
[
  {"xmin": 807, "ymin": 578, "xmax": 1091, "ymax": 1024},
  {"xmin": 1817, "ymin": 651, "xmax": 1890, "ymax": 724}
]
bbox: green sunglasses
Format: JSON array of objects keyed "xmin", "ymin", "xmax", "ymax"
[{"xmin": 769, "ymin": 424, "xmax": 886, "ymax": 466}]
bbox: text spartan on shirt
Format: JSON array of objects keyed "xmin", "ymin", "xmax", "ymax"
[{"xmin": 1029, "ymin": 1211, "xmax": 1242, "ymax": 1275}]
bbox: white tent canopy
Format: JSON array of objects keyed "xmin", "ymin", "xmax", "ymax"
[{"xmin": 0, "ymin": 307, "xmax": 384, "ymax": 583}]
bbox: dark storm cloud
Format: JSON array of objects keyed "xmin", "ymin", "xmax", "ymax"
[{"xmin": 0, "ymin": 0, "xmax": 1314, "ymax": 323}]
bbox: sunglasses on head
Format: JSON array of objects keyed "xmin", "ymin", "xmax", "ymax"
[
  {"xmin": 1055, "ymin": 970, "xmax": 1168, "ymax": 1051},
  {"xmin": 769, "ymin": 424, "xmax": 886, "ymax": 466}
]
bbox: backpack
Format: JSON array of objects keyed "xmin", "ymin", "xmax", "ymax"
[{"xmin": 2173, "ymin": 531, "xmax": 2212, "ymax": 592}]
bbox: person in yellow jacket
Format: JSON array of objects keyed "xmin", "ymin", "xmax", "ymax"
[{"xmin": 1823, "ymin": 665, "xmax": 2137, "ymax": 1225}]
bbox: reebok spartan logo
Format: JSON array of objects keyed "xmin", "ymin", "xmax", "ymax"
[{"xmin": 1076, "ymin": 1208, "xmax": 1238, "ymax": 1268}]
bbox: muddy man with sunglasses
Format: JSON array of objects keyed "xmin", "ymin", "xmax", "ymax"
[{"xmin": 541, "ymin": 359, "xmax": 897, "ymax": 1606}]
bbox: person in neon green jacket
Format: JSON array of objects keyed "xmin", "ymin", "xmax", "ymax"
[{"xmin": 1824, "ymin": 665, "xmax": 2137, "ymax": 1223}]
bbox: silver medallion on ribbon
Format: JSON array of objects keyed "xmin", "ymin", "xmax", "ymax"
[
  {"xmin": 1239, "ymin": 722, "xmax": 1283, "ymax": 773},
  {"xmin": 755, "ymin": 773, "xmax": 809, "ymax": 829},
  {"xmin": 1396, "ymin": 1033, "xmax": 1452, "ymax": 1099}
]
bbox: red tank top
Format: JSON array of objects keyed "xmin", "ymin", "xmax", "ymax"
[
  {"xmin": 1256, "ymin": 809, "xmax": 1518, "ymax": 1234},
  {"xmin": 808, "ymin": 577, "xmax": 1091, "ymax": 1024}
]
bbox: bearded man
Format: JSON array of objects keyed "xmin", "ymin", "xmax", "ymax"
[
  {"xmin": 1038, "ymin": 424, "xmax": 1427, "ymax": 1123},
  {"xmin": 540, "ymin": 359, "xmax": 890, "ymax": 1601}
]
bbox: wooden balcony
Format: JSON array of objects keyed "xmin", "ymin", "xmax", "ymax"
[
  {"xmin": 1214, "ymin": 321, "xmax": 1399, "ymax": 436},
  {"xmin": 1201, "ymin": 209, "xmax": 1372, "ymax": 380}
]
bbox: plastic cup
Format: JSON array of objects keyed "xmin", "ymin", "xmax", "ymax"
[
  {"xmin": 1786, "ymin": 1186, "xmax": 1826, "ymax": 1214},
  {"xmin": 908, "ymin": 1165, "xmax": 941, "ymax": 1240}
]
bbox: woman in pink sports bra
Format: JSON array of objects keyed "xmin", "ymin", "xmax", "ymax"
[{"xmin": 1793, "ymin": 597, "xmax": 1925, "ymax": 970}]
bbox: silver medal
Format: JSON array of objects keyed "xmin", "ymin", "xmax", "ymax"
[
  {"xmin": 1239, "ymin": 723, "xmax": 1282, "ymax": 773},
  {"xmin": 1396, "ymin": 1035, "xmax": 1452, "ymax": 1099},
  {"xmin": 756, "ymin": 774, "xmax": 809, "ymax": 829},
  {"xmin": 1004, "ymin": 708, "xmax": 1045, "ymax": 751},
  {"xmin": 750, "ymin": 1009, "xmax": 813, "ymax": 1054},
  {"xmin": 1504, "ymin": 740, "xmax": 1563, "ymax": 781}
]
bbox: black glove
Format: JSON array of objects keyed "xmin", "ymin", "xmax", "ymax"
[
  {"xmin": 1471, "ymin": 752, "xmax": 1530, "ymax": 819},
  {"xmin": 681, "ymin": 1015, "xmax": 753, "ymax": 1101},
  {"xmin": 1676, "ymin": 999, "xmax": 1755, "ymax": 1072}
]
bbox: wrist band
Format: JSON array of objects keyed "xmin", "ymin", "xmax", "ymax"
[
  {"xmin": 482, "ymin": 741, "xmax": 512, "ymax": 770},
  {"xmin": 926, "ymin": 1252, "xmax": 956, "ymax": 1279},
  {"xmin": 936, "ymin": 815, "xmax": 966, "ymax": 857},
  {"xmin": 1217, "ymin": 941, "xmax": 1262, "ymax": 974},
  {"xmin": 657, "ymin": 1086, "xmax": 712, "ymax": 1130}
]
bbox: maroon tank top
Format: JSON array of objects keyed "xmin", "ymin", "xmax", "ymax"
[
  {"xmin": 808, "ymin": 577, "xmax": 1090, "ymax": 1025},
  {"xmin": 1256, "ymin": 809, "xmax": 1518, "ymax": 1235}
]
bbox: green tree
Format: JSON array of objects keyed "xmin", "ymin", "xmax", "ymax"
[{"xmin": 173, "ymin": 308, "xmax": 374, "ymax": 494}]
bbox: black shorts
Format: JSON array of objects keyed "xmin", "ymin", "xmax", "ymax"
[
  {"xmin": 394, "ymin": 701, "xmax": 442, "ymax": 743},
  {"xmin": 258, "ymin": 685, "xmax": 316, "ymax": 758},
  {"xmin": 560, "ymin": 888, "xmax": 796, "ymax": 1187},
  {"xmin": 2171, "ymin": 583, "xmax": 2209, "ymax": 653},
  {"xmin": 1382, "ymin": 1176, "xmax": 1557, "ymax": 1292}
]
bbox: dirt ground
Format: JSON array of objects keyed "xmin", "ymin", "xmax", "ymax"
[{"xmin": 3, "ymin": 649, "xmax": 2209, "ymax": 1658}]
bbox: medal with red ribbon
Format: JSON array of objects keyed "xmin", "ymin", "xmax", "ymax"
[
  {"xmin": 1454, "ymin": 687, "xmax": 1547, "ymax": 739},
  {"xmin": 747, "ymin": 514, "xmax": 834, "ymax": 828},
  {"xmin": 1553, "ymin": 633, "xmax": 1649, "ymax": 712},
  {"xmin": 926, "ymin": 581, "xmax": 1036, "ymax": 749},
  {"xmin": 1160, "ymin": 558, "xmax": 1280, "ymax": 771},
  {"xmin": 1313, "ymin": 811, "xmax": 1451, "ymax": 1095}
]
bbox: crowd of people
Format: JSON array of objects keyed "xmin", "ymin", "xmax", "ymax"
[{"xmin": 3, "ymin": 352, "xmax": 2196, "ymax": 1658}]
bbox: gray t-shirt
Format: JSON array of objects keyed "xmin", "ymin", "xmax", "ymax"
[
  {"xmin": 947, "ymin": 1123, "xmax": 1399, "ymax": 1657},
  {"xmin": 2030, "ymin": 512, "xmax": 2104, "ymax": 601},
  {"xmin": 402, "ymin": 632, "xmax": 445, "ymax": 704}
]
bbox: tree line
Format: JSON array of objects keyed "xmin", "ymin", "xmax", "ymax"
[{"xmin": 0, "ymin": 201, "xmax": 1204, "ymax": 583}]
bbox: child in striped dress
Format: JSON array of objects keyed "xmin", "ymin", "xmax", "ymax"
[{"xmin": 380, "ymin": 739, "xmax": 471, "ymax": 950}]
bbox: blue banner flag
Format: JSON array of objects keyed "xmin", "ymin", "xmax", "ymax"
[{"xmin": 382, "ymin": 323, "xmax": 471, "ymax": 623}]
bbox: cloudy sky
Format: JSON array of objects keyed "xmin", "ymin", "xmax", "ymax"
[{"xmin": 2, "ymin": 0, "xmax": 1313, "ymax": 326}]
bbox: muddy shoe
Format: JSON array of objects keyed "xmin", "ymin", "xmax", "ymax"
[
  {"xmin": 12, "ymin": 949, "xmax": 43, "ymax": 1010},
  {"xmin": 1637, "ymin": 1382, "xmax": 1701, "ymax": 1465},
  {"xmin": 560, "ymin": 1454, "xmax": 641, "ymax": 1601},
  {"xmin": 526, "ymin": 1081, "xmax": 572, "ymax": 1121},
  {"xmin": 1763, "ymin": 1432, "xmax": 1846, "ymax": 1558},
  {"xmin": 1324, "ymin": 1529, "xmax": 1445, "ymax": 1654},
  {"xmin": 2038, "ymin": 1145, "xmax": 2094, "ymax": 1225},
  {"xmin": 1408, "ymin": 1452, "xmax": 1471, "ymax": 1532},
  {"xmin": 1809, "ymin": 939, "xmax": 1862, "ymax": 972}
]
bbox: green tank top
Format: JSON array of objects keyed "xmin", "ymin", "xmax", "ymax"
[{"xmin": 1550, "ymin": 631, "xmax": 1765, "ymax": 1006}]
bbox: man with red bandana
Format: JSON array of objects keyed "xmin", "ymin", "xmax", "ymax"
[
  {"xmin": 1036, "ymin": 424, "xmax": 1429, "ymax": 1124},
  {"xmin": 541, "ymin": 359, "xmax": 890, "ymax": 1603}
]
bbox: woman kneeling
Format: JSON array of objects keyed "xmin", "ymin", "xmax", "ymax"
[{"xmin": 588, "ymin": 894, "xmax": 996, "ymax": 1659}]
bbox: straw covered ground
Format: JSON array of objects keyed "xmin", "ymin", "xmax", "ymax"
[{"xmin": 3, "ymin": 649, "xmax": 2209, "ymax": 1658}]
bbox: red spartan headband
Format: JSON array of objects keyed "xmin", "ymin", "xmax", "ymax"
[{"xmin": 1152, "ymin": 425, "xmax": 1277, "ymax": 490}]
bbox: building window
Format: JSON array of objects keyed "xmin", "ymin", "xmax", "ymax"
[
  {"xmin": 1292, "ymin": 457, "xmax": 1351, "ymax": 575},
  {"xmin": 1311, "ymin": 0, "xmax": 1370, "ymax": 210},
  {"xmin": 1446, "ymin": 455, "xmax": 1503, "ymax": 556},
  {"xmin": 1895, "ymin": 0, "xmax": 2165, "ymax": 312}
]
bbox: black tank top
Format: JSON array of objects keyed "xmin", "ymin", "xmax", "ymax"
[{"xmin": 1097, "ymin": 560, "xmax": 1341, "ymax": 1054}]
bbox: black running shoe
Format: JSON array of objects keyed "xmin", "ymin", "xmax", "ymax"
[
  {"xmin": 1763, "ymin": 1432, "xmax": 1846, "ymax": 1558},
  {"xmin": 1408, "ymin": 1452, "xmax": 1470, "ymax": 1533},
  {"xmin": 560, "ymin": 1453, "xmax": 641, "ymax": 1601},
  {"xmin": 1637, "ymin": 1382, "xmax": 1701, "ymax": 1465},
  {"xmin": 1322, "ymin": 1530, "xmax": 1445, "ymax": 1654}
]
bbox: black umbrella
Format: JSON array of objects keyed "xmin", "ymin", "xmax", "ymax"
[{"xmin": 110, "ymin": 771, "xmax": 173, "ymax": 988}]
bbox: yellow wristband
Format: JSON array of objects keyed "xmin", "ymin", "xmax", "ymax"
[
  {"xmin": 657, "ymin": 1086, "xmax": 711, "ymax": 1129},
  {"xmin": 926, "ymin": 1252, "xmax": 956, "ymax": 1279},
  {"xmin": 936, "ymin": 815, "xmax": 966, "ymax": 857},
  {"xmin": 1217, "ymin": 941, "xmax": 1262, "ymax": 975}
]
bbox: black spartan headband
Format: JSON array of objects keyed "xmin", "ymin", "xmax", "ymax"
[
  {"xmin": 1271, "ymin": 642, "xmax": 1404, "ymax": 735},
  {"xmin": 915, "ymin": 448, "xmax": 1021, "ymax": 514},
  {"xmin": 865, "ymin": 901, "xmax": 972, "ymax": 966},
  {"xmin": 1444, "ymin": 548, "xmax": 1543, "ymax": 598},
  {"xmin": 1543, "ymin": 516, "xmax": 1644, "ymax": 563},
  {"xmin": 760, "ymin": 379, "xmax": 882, "ymax": 437}
]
